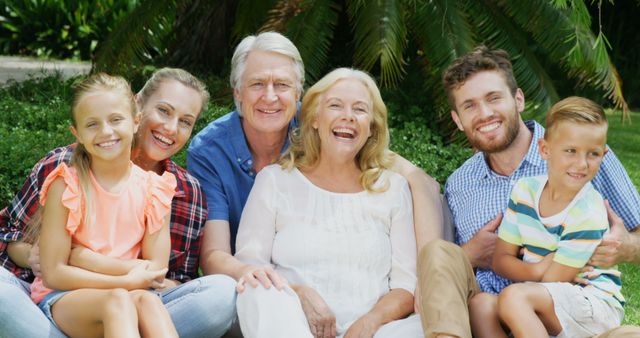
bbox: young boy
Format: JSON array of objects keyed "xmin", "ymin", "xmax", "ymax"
[{"xmin": 469, "ymin": 96, "xmax": 625, "ymax": 338}]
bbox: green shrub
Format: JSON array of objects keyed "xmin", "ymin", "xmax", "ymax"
[
  {"xmin": 0, "ymin": 127, "xmax": 74, "ymax": 204},
  {"xmin": 0, "ymin": 0, "xmax": 137, "ymax": 59},
  {"xmin": 390, "ymin": 119, "xmax": 472, "ymax": 187},
  {"xmin": 0, "ymin": 74, "xmax": 75, "ymax": 204}
]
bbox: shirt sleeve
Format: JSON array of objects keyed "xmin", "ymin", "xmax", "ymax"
[
  {"xmin": 40, "ymin": 163, "xmax": 82, "ymax": 236},
  {"xmin": 145, "ymin": 172, "xmax": 177, "ymax": 234},
  {"xmin": 234, "ymin": 168, "xmax": 276, "ymax": 267},
  {"xmin": 187, "ymin": 146, "xmax": 230, "ymax": 222},
  {"xmin": 498, "ymin": 180, "xmax": 526, "ymax": 247},
  {"xmin": 0, "ymin": 154, "xmax": 57, "ymax": 242},
  {"xmin": 389, "ymin": 176, "xmax": 417, "ymax": 294},
  {"xmin": 0, "ymin": 170, "xmax": 39, "ymax": 243},
  {"xmin": 555, "ymin": 194, "xmax": 607, "ymax": 268},
  {"xmin": 592, "ymin": 148, "xmax": 640, "ymax": 231}
]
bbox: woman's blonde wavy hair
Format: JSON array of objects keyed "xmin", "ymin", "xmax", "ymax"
[{"xmin": 279, "ymin": 68, "xmax": 392, "ymax": 192}]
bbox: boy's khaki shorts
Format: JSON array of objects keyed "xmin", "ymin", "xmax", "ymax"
[{"xmin": 542, "ymin": 282, "xmax": 623, "ymax": 338}]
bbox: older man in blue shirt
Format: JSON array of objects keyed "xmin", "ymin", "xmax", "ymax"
[
  {"xmin": 188, "ymin": 32, "xmax": 304, "ymax": 282},
  {"xmin": 417, "ymin": 46, "xmax": 640, "ymax": 338}
]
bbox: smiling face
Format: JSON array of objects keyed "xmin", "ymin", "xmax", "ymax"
[
  {"xmin": 450, "ymin": 70, "xmax": 525, "ymax": 153},
  {"xmin": 71, "ymin": 91, "xmax": 138, "ymax": 163},
  {"xmin": 312, "ymin": 78, "xmax": 373, "ymax": 162},
  {"xmin": 234, "ymin": 49, "xmax": 300, "ymax": 135},
  {"xmin": 135, "ymin": 79, "xmax": 202, "ymax": 163},
  {"xmin": 539, "ymin": 121, "xmax": 608, "ymax": 194}
]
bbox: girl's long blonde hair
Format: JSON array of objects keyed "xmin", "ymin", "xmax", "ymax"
[
  {"xmin": 24, "ymin": 74, "xmax": 136, "ymax": 243},
  {"xmin": 279, "ymin": 68, "xmax": 392, "ymax": 192}
]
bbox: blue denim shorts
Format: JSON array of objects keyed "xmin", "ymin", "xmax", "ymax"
[{"xmin": 37, "ymin": 290, "xmax": 68, "ymax": 329}]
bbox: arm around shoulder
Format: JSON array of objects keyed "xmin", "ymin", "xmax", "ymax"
[{"xmin": 389, "ymin": 153, "xmax": 443, "ymax": 250}]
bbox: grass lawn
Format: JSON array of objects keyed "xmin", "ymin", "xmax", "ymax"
[{"xmin": 606, "ymin": 111, "xmax": 640, "ymax": 325}]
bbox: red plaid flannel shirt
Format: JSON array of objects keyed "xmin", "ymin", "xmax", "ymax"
[{"xmin": 0, "ymin": 145, "xmax": 206, "ymax": 283}]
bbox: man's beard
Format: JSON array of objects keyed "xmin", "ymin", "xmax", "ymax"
[{"xmin": 468, "ymin": 113, "xmax": 520, "ymax": 153}]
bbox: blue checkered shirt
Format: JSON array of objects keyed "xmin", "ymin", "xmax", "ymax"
[{"xmin": 445, "ymin": 120, "xmax": 640, "ymax": 294}]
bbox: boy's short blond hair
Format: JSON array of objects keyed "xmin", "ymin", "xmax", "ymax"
[{"xmin": 545, "ymin": 96, "xmax": 608, "ymax": 140}]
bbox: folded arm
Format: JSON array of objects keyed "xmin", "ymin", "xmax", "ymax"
[{"xmin": 492, "ymin": 239, "xmax": 579, "ymax": 282}]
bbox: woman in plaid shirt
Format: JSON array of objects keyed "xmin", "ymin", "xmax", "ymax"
[{"xmin": 0, "ymin": 68, "xmax": 236, "ymax": 338}]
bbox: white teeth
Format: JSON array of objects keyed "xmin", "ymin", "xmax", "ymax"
[
  {"xmin": 98, "ymin": 140, "xmax": 118, "ymax": 147},
  {"xmin": 478, "ymin": 122, "xmax": 500, "ymax": 132},
  {"xmin": 261, "ymin": 109, "xmax": 279, "ymax": 113},
  {"xmin": 153, "ymin": 132, "xmax": 174, "ymax": 145},
  {"xmin": 332, "ymin": 128, "xmax": 354, "ymax": 135}
]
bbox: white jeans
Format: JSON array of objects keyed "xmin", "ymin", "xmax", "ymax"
[{"xmin": 237, "ymin": 284, "xmax": 424, "ymax": 338}]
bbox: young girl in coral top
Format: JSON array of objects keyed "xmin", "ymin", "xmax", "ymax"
[{"xmin": 28, "ymin": 73, "xmax": 179, "ymax": 338}]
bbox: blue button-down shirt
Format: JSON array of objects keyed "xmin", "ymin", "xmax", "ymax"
[
  {"xmin": 445, "ymin": 120, "xmax": 640, "ymax": 294},
  {"xmin": 187, "ymin": 111, "xmax": 294, "ymax": 253}
]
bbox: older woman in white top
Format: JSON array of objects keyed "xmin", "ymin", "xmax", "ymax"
[{"xmin": 234, "ymin": 68, "xmax": 422, "ymax": 338}]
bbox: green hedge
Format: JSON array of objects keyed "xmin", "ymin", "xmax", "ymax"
[
  {"xmin": 0, "ymin": 0, "xmax": 137, "ymax": 59},
  {"xmin": 0, "ymin": 75, "xmax": 472, "ymax": 206}
]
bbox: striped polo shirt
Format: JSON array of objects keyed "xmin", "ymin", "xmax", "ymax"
[{"xmin": 499, "ymin": 175, "xmax": 624, "ymax": 308}]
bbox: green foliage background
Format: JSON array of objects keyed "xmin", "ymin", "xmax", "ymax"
[{"xmin": 0, "ymin": 0, "xmax": 138, "ymax": 59}]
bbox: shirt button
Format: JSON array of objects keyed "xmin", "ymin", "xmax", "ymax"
[
  {"xmin": 248, "ymin": 160, "xmax": 253, "ymax": 165},
  {"xmin": 237, "ymin": 158, "xmax": 241, "ymax": 162},
  {"xmin": 249, "ymin": 172, "xmax": 254, "ymax": 176}
]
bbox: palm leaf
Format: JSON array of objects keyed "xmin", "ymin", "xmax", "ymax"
[
  {"xmin": 166, "ymin": 0, "xmax": 234, "ymax": 73},
  {"xmin": 469, "ymin": 0, "xmax": 560, "ymax": 118},
  {"xmin": 93, "ymin": 0, "xmax": 176, "ymax": 74},
  {"xmin": 498, "ymin": 0, "xmax": 629, "ymax": 121},
  {"xmin": 278, "ymin": 0, "xmax": 341, "ymax": 85},
  {"xmin": 261, "ymin": 0, "xmax": 304, "ymax": 33},
  {"xmin": 410, "ymin": 0, "xmax": 476, "ymax": 75},
  {"xmin": 409, "ymin": 0, "xmax": 477, "ymax": 141},
  {"xmin": 347, "ymin": 0, "xmax": 407, "ymax": 87},
  {"xmin": 232, "ymin": 0, "xmax": 280, "ymax": 43}
]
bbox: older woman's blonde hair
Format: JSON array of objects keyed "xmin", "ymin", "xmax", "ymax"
[{"xmin": 280, "ymin": 68, "xmax": 393, "ymax": 192}]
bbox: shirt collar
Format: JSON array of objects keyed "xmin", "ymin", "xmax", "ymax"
[
  {"xmin": 478, "ymin": 119, "xmax": 545, "ymax": 179},
  {"xmin": 229, "ymin": 110, "xmax": 299, "ymax": 174},
  {"xmin": 522, "ymin": 119, "xmax": 546, "ymax": 168}
]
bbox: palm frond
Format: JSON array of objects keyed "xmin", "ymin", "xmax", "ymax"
[
  {"xmin": 410, "ymin": 0, "xmax": 476, "ymax": 75},
  {"xmin": 166, "ymin": 0, "xmax": 234, "ymax": 73},
  {"xmin": 469, "ymin": 0, "xmax": 560, "ymax": 118},
  {"xmin": 280, "ymin": 0, "xmax": 341, "ymax": 84},
  {"xmin": 347, "ymin": 0, "xmax": 407, "ymax": 87},
  {"xmin": 408, "ymin": 0, "xmax": 476, "ymax": 141},
  {"xmin": 498, "ymin": 0, "xmax": 629, "ymax": 121},
  {"xmin": 261, "ymin": 0, "xmax": 304, "ymax": 33},
  {"xmin": 232, "ymin": 0, "xmax": 280, "ymax": 43},
  {"xmin": 93, "ymin": 0, "xmax": 176, "ymax": 74}
]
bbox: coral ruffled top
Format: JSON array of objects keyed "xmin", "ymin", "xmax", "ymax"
[{"xmin": 30, "ymin": 163, "xmax": 176, "ymax": 303}]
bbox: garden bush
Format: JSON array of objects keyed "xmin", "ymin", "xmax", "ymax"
[
  {"xmin": 0, "ymin": 74, "xmax": 473, "ymax": 206},
  {"xmin": 0, "ymin": 0, "xmax": 137, "ymax": 59}
]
